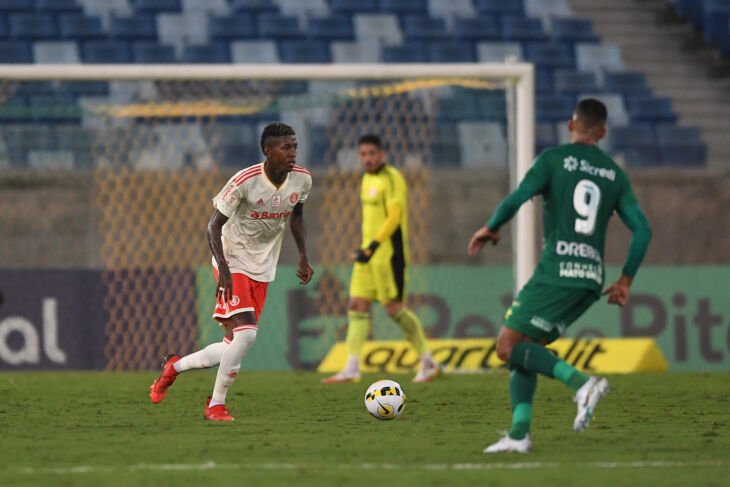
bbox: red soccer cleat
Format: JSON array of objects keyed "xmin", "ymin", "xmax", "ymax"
[
  {"xmin": 149, "ymin": 354, "xmax": 181, "ymax": 404},
  {"xmin": 204, "ymin": 397, "xmax": 234, "ymax": 421}
]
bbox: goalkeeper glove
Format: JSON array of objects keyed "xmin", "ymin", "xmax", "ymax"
[{"xmin": 354, "ymin": 241, "xmax": 379, "ymax": 263}]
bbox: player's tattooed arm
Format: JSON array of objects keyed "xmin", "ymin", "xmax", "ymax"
[
  {"xmin": 290, "ymin": 202, "xmax": 314, "ymax": 285},
  {"xmin": 207, "ymin": 209, "xmax": 233, "ymax": 302}
]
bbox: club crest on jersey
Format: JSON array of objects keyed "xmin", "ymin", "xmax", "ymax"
[
  {"xmin": 272, "ymin": 195, "xmax": 281, "ymax": 207},
  {"xmin": 256, "ymin": 198, "xmax": 264, "ymax": 207},
  {"xmin": 369, "ymin": 187, "xmax": 377, "ymax": 197},
  {"xmin": 290, "ymin": 193, "xmax": 299, "ymax": 204},
  {"xmin": 230, "ymin": 295, "xmax": 240, "ymax": 306}
]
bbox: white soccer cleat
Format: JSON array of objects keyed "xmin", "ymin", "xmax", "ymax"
[
  {"xmin": 412, "ymin": 361, "xmax": 442, "ymax": 383},
  {"xmin": 573, "ymin": 376, "xmax": 609, "ymax": 432},
  {"xmin": 321, "ymin": 370, "xmax": 361, "ymax": 384},
  {"xmin": 483, "ymin": 433, "xmax": 532, "ymax": 454}
]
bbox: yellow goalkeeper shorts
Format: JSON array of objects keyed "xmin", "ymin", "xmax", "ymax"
[{"xmin": 349, "ymin": 258, "xmax": 407, "ymax": 304}]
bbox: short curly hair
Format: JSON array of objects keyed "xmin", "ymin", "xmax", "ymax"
[{"xmin": 260, "ymin": 122, "xmax": 296, "ymax": 153}]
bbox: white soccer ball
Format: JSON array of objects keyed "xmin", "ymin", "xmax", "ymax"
[{"xmin": 364, "ymin": 379, "xmax": 406, "ymax": 420}]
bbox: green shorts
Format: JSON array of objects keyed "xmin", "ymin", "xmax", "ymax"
[{"xmin": 504, "ymin": 280, "xmax": 599, "ymax": 343}]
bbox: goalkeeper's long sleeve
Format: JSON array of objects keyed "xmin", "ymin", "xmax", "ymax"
[{"xmin": 617, "ymin": 204, "xmax": 652, "ymax": 277}]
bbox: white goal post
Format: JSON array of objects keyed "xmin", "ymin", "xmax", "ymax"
[{"xmin": 0, "ymin": 63, "xmax": 536, "ymax": 291}]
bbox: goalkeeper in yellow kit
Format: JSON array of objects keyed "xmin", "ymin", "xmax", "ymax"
[{"xmin": 323, "ymin": 134, "xmax": 441, "ymax": 384}]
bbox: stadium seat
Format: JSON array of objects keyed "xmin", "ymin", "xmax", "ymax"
[
  {"xmin": 77, "ymin": 0, "xmax": 133, "ymax": 29},
  {"xmin": 257, "ymin": 13, "xmax": 303, "ymax": 38},
  {"xmin": 575, "ymin": 43, "xmax": 625, "ymax": 80},
  {"xmin": 209, "ymin": 14, "xmax": 257, "ymax": 40},
  {"xmin": 536, "ymin": 67, "xmax": 555, "ymax": 93},
  {"xmin": 331, "ymin": 0, "xmax": 378, "ymax": 14},
  {"xmin": 477, "ymin": 41, "xmax": 522, "ymax": 62},
  {"xmin": 133, "ymin": 0, "xmax": 181, "ymax": 13},
  {"xmin": 132, "ymin": 43, "xmax": 177, "ymax": 63},
  {"xmin": 353, "ymin": 14, "xmax": 403, "ymax": 46},
  {"xmin": 656, "ymin": 125, "xmax": 706, "ymax": 166},
  {"xmin": 33, "ymin": 41, "xmax": 80, "ymax": 63},
  {"xmin": 627, "ymin": 96, "xmax": 677, "ymax": 124},
  {"xmin": 553, "ymin": 70, "xmax": 599, "ymax": 94},
  {"xmin": 331, "ymin": 40, "xmax": 380, "ymax": 62},
  {"xmin": 551, "ymin": 19, "xmax": 598, "ymax": 43},
  {"xmin": 57, "ymin": 80, "xmax": 109, "ymax": 97},
  {"xmin": 308, "ymin": 16, "xmax": 354, "ymax": 40},
  {"xmin": 29, "ymin": 94, "xmax": 80, "ymax": 123},
  {"xmin": 427, "ymin": 0, "xmax": 476, "ymax": 30},
  {"xmin": 536, "ymin": 94, "xmax": 575, "ymax": 122},
  {"xmin": 403, "ymin": 15, "xmax": 449, "ymax": 39},
  {"xmin": 579, "ymin": 93, "xmax": 629, "ymax": 126},
  {"xmin": 0, "ymin": 41, "xmax": 33, "ymax": 62},
  {"xmin": 230, "ymin": 40, "xmax": 280, "ymax": 63},
  {"xmin": 609, "ymin": 125, "xmax": 658, "ymax": 166},
  {"xmin": 524, "ymin": 0, "xmax": 572, "ymax": 25},
  {"xmin": 474, "ymin": 0, "xmax": 524, "ymax": 16},
  {"xmin": 427, "ymin": 40, "xmax": 475, "ymax": 62},
  {"xmin": 9, "ymin": 14, "xmax": 57, "ymax": 40},
  {"xmin": 382, "ymin": 44, "xmax": 427, "ymax": 63},
  {"xmin": 182, "ymin": 0, "xmax": 230, "ymax": 16},
  {"xmin": 380, "ymin": 0, "xmax": 427, "ymax": 15},
  {"xmin": 58, "ymin": 14, "xmax": 105, "ymax": 39},
  {"xmin": 458, "ymin": 121, "xmax": 508, "ymax": 167},
  {"xmin": 536, "ymin": 122, "xmax": 557, "ymax": 154},
  {"xmin": 477, "ymin": 91, "xmax": 507, "ymax": 120},
  {"xmin": 182, "ymin": 43, "xmax": 230, "ymax": 63},
  {"xmin": 157, "ymin": 12, "xmax": 209, "ymax": 58},
  {"xmin": 603, "ymin": 72, "xmax": 650, "ymax": 96},
  {"xmin": 437, "ymin": 91, "xmax": 481, "ymax": 120},
  {"xmin": 37, "ymin": 0, "xmax": 84, "ymax": 13},
  {"xmin": 278, "ymin": 40, "xmax": 330, "ymax": 63},
  {"xmin": 14, "ymin": 81, "xmax": 55, "ymax": 96},
  {"xmin": 0, "ymin": 1, "xmax": 35, "ymax": 12},
  {"xmin": 275, "ymin": 0, "xmax": 329, "ymax": 27},
  {"xmin": 525, "ymin": 42, "xmax": 574, "ymax": 68},
  {"xmin": 501, "ymin": 16, "xmax": 547, "ymax": 42},
  {"xmin": 110, "ymin": 15, "xmax": 157, "ymax": 40},
  {"xmin": 81, "ymin": 41, "xmax": 131, "ymax": 63},
  {"xmin": 453, "ymin": 17, "xmax": 500, "ymax": 41},
  {"xmin": 230, "ymin": 0, "xmax": 278, "ymax": 14}
]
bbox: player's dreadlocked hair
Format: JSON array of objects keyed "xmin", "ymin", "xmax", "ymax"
[
  {"xmin": 358, "ymin": 134, "xmax": 382, "ymax": 149},
  {"xmin": 260, "ymin": 122, "xmax": 296, "ymax": 152},
  {"xmin": 574, "ymin": 98, "xmax": 608, "ymax": 128}
]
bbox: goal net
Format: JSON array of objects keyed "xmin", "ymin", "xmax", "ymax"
[{"xmin": 0, "ymin": 64, "xmax": 534, "ymax": 371}]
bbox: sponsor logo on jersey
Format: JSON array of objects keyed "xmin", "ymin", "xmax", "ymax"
[
  {"xmin": 559, "ymin": 261, "xmax": 603, "ymax": 285},
  {"xmin": 290, "ymin": 193, "xmax": 299, "ymax": 204},
  {"xmin": 563, "ymin": 156, "xmax": 616, "ymax": 181},
  {"xmin": 250, "ymin": 210, "xmax": 292, "ymax": 220},
  {"xmin": 369, "ymin": 187, "xmax": 377, "ymax": 197},
  {"xmin": 272, "ymin": 195, "xmax": 281, "ymax": 207},
  {"xmin": 256, "ymin": 198, "xmax": 264, "ymax": 207},
  {"xmin": 556, "ymin": 240, "xmax": 602, "ymax": 264}
]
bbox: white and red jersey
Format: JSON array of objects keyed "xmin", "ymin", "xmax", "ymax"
[{"xmin": 212, "ymin": 162, "xmax": 312, "ymax": 282}]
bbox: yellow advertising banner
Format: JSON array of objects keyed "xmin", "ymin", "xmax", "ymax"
[{"xmin": 317, "ymin": 338, "xmax": 668, "ymax": 374}]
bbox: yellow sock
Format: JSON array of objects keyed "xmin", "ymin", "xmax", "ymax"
[
  {"xmin": 391, "ymin": 308, "xmax": 428, "ymax": 355},
  {"xmin": 345, "ymin": 311, "xmax": 370, "ymax": 357}
]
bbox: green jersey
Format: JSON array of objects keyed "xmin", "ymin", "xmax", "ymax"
[{"xmin": 488, "ymin": 143, "xmax": 645, "ymax": 293}]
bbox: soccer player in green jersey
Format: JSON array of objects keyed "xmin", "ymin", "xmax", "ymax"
[{"xmin": 468, "ymin": 99, "xmax": 652, "ymax": 453}]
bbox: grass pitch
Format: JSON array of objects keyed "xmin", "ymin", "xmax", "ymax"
[{"xmin": 1, "ymin": 370, "xmax": 728, "ymax": 487}]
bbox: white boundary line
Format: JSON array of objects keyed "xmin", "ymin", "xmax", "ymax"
[{"xmin": 14, "ymin": 460, "xmax": 726, "ymax": 475}]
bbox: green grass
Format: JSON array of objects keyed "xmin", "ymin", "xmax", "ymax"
[{"xmin": 1, "ymin": 371, "xmax": 729, "ymax": 487}]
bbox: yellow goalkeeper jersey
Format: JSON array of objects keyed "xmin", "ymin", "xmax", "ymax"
[{"xmin": 360, "ymin": 164, "xmax": 409, "ymax": 265}]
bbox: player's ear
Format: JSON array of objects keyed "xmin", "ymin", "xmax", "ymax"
[
  {"xmin": 568, "ymin": 119, "xmax": 574, "ymax": 132},
  {"xmin": 597, "ymin": 126, "xmax": 607, "ymax": 141}
]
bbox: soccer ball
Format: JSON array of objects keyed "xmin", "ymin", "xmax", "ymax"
[{"xmin": 364, "ymin": 379, "xmax": 406, "ymax": 420}]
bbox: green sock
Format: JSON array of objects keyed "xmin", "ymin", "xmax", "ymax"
[
  {"xmin": 510, "ymin": 341, "xmax": 589, "ymax": 393},
  {"xmin": 552, "ymin": 361, "xmax": 589, "ymax": 393},
  {"xmin": 390, "ymin": 308, "xmax": 428, "ymax": 355},
  {"xmin": 508, "ymin": 365, "xmax": 536, "ymax": 440},
  {"xmin": 345, "ymin": 311, "xmax": 370, "ymax": 357}
]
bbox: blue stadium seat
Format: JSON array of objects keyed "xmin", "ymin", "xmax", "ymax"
[
  {"xmin": 525, "ymin": 42, "xmax": 573, "ymax": 68},
  {"xmin": 453, "ymin": 17, "xmax": 500, "ymax": 40},
  {"xmin": 57, "ymin": 81, "xmax": 110, "ymax": 97},
  {"xmin": 553, "ymin": 70, "xmax": 599, "ymax": 94},
  {"xmin": 551, "ymin": 19, "xmax": 598, "ymax": 42},
  {"xmin": 231, "ymin": 40, "xmax": 279, "ymax": 62},
  {"xmin": 382, "ymin": 44, "xmax": 427, "ymax": 62},
  {"xmin": 36, "ymin": 0, "xmax": 84, "ymax": 13},
  {"xmin": 0, "ymin": 1, "xmax": 35, "ymax": 12},
  {"xmin": 81, "ymin": 41, "xmax": 131, "ymax": 63},
  {"xmin": 257, "ymin": 13, "xmax": 302, "ymax": 38},
  {"xmin": 331, "ymin": 0, "xmax": 378, "ymax": 13},
  {"xmin": 9, "ymin": 14, "xmax": 57, "ymax": 39},
  {"xmin": 575, "ymin": 43, "xmax": 625, "ymax": 78},
  {"xmin": 477, "ymin": 91, "xmax": 507, "ymax": 120},
  {"xmin": 29, "ymin": 94, "xmax": 80, "ymax": 123},
  {"xmin": 230, "ymin": 0, "xmax": 279, "ymax": 14},
  {"xmin": 14, "ymin": 81, "xmax": 55, "ymax": 96},
  {"xmin": 133, "ymin": 0, "xmax": 181, "ymax": 12},
  {"xmin": 474, "ymin": 0, "xmax": 524, "ymax": 16},
  {"xmin": 403, "ymin": 15, "xmax": 449, "ymax": 39},
  {"xmin": 353, "ymin": 13, "xmax": 403, "ymax": 45},
  {"xmin": 610, "ymin": 125, "xmax": 658, "ymax": 166},
  {"xmin": 182, "ymin": 43, "xmax": 230, "ymax": 63},
  {"xmin": 331, "ymin": 41, "xmax": 380, "ymax": 62},
  {"xmin": 110, "ymin": 15, "xmax": 157, "ymax": 40},
  {"xmin": 58, "ymin": 15, "xmax": 105, "ymax": 39},
  {"xmin": 501, "ymin": 16, "xmax": 547, "ymax": 42},
  {"xmin": 437, "ymin": 91, "xmax": 481, "ymax": 120},
  {"xmin": 308, "ymin": 16, "xmax": 354, "ymax": 40},
  {"xmin": 477, "ymin": 41, "xmax": 522, "ymax": 62},
  {"xmin": 603, "ymin": 72, "xmax": 650, "ymax": 96},
  {"xmin": 278, "ymin": 40, "xmax": 330, "ymax": 63},
  {"xmin": 536, "ymin": 67, "xmax": 554, "ymax": 93},
  {"xmin": 627, "ymin": 96, "xmax": 677, "ymax": 124},
  {"xmin": 133, "ymin": 42, "xmax": 177, "ymax": 63},
  {"xmin": 0, "ymin": 16, "xmax": 8, "ymax": 38},
  {"xmin": 536, "ymin": 122, "xmax": 557, "ymax": 153},
  {"xmin": 0, "ymin": 41, "xmax": 32, "ymax": 62},
  {"xmin": 380, "ymin": 0, "xmax": 427, "ymax": 15},
  {"xmin": 536, "ymin": 94, "xmax": 575, "ymax": 122},
  {"xmin": 427, "ymin": 40, "xmax": 475, "ymax": 62},
  {"xmin": 33, "ymin": 41, "xmax": 80, "ymax": 63},
  {"xmin": 210, "ymin": 14, "xmax": 257, "ymax": 40},
  {"xmin": 656, "ymin": 125, "xmax": 706, "ymax": 166}
]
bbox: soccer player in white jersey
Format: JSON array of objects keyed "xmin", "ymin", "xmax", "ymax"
[{"xmin": 149, "ymin": 122, "xmax": 314, "ymax": 421}]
